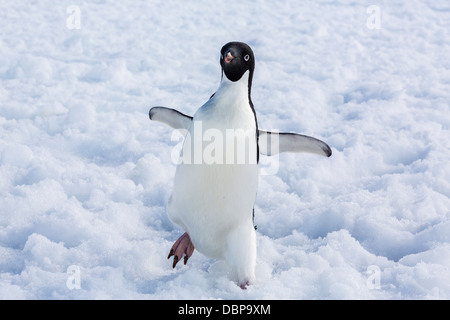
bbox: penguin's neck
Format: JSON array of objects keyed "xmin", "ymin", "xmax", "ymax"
[{"xmin": 214, "ymin": 71, "xmax": 251, "ymax": 112}]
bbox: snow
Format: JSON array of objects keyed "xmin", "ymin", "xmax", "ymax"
[{"xmin": 1, "ymin": 0, "xmax": 449, "ymax": 299}]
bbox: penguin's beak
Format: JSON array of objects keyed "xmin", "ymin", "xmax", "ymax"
[{"xmin": 224, "ymin": 51, "xmax": 234, "ymax": 64}]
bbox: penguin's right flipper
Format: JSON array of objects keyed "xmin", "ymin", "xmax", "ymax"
[
  {"xmin": 258, "ymin": 130, "xmax": 332, "ymax": 157},
  {"xmin": 149, "ymin": 106, "xmax": 192, "ymax": 131}
]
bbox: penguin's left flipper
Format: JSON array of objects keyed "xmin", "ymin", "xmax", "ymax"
[
  {"xmin": 258, "ymin": 130, "xmax": 332, "ymax": 157},
  {"xmin": 149, "ymin": 106, "xmax": 192, "ymax": 132},
  {"xmin": 149, "ymin": 106, "xmax": 332, "ymax": 157}
]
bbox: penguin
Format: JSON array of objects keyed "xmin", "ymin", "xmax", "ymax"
[{"xmin": 149, "ymin": 42, "xmax": 331, "ymax": 289}]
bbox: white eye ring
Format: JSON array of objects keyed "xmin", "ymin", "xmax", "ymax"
[{"xmin": 244, "ymin": 54, "xmax": 250, "ymax": 61}]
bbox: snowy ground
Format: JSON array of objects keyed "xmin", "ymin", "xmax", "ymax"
[{"xmin": 1, "ymin": 0, "xmax": 449, "ymax": 299}]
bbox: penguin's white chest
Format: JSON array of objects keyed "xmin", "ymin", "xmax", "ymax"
[{"xmin": 167, "ymin": 73, "xmax": 258, "ymax": 259}]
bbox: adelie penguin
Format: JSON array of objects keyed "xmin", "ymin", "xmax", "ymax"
[{"xmin": 149, "ymin": 42, "xmax": 332, "ymax": 289}]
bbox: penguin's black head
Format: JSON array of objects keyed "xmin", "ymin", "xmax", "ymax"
[{"xmin": 220, "ymin": 42, "xmax": 255, "ymax": 82}]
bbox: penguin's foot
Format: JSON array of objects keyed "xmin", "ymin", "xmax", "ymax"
[
  {"xmin": 239, "ymin": 281, "xmax": 250, "ymax": 290},
  {"xmin": 167, "ymin": 232, "xmax": 195, "ymax": 268}
]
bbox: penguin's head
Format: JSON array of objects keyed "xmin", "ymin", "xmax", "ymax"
[{"xmin": 220, "ymin": 42, "xmax": 255, "ymax": 82}]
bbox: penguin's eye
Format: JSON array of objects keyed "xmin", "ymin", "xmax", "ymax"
[{"xmin": 244, "ymin": 54, "xmax": 250, "ymax": 62}]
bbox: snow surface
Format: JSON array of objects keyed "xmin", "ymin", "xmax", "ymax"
[{"xmin": 1, "ymin": 0, "xmax": 450, "ymax": 299}]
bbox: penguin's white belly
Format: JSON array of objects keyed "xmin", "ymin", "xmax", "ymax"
[
  {"xmin": 167, "ymin": 77, "xmax": 258, "ymax": 260},
  {"xmin": 168, "ymin": 162, "xmax": 258, "ymax": 259}
]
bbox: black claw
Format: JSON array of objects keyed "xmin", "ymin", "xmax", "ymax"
[
  {"xmin": 172, "ymin": 256, "xmax": 179, "ymax": 268},
  {"xmin": 184, "ymin": 255, "xmax": 189, "ymax": 265},
  {"xmin": 168, "ymin": 249, "xmax": 174, "ymax": 259}
]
